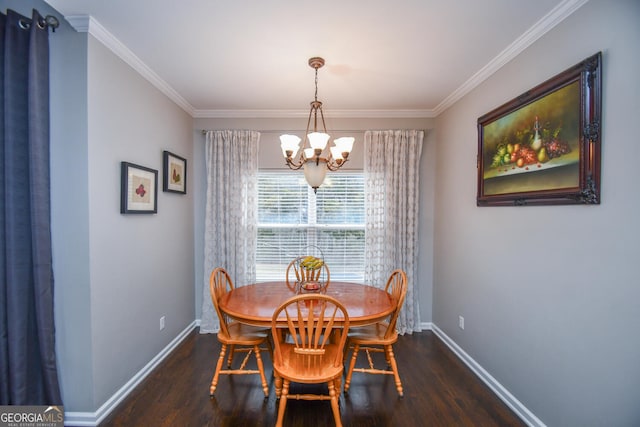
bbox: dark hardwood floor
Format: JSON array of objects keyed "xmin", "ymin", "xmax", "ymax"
[{"xmin": 96, "ymin": 330, "xmax": 525, "ymax": 427}]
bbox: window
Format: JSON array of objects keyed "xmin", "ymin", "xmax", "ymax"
[{"xmin": 256, "ymin": 171, "xmax": 365, "ymax": 283}]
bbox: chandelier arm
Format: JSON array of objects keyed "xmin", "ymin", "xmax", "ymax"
[
  {"xmin": 285, "ymin": 158, "xmax": 306, "ymax": 170},
  {"xmin": 304, "ymin": 104, "xmax": 315, "ymax": 148},
  {"xmin": 318, "ymin": 104, "xmax": 328, "ymax": 135},
  {"xmin": 317, "ymin": 104, "xmax": 333, "ymax": 163},
  {"xmin": 326, "ymin": 159, "xmax": 347, "ymax": 171}
]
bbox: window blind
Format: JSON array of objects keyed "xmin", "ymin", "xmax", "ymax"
[{"xmin": 257, "ymin": 171, "xmax": 365, "ymax": 282}]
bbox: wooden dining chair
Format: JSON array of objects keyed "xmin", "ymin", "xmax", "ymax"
[
  {"xmin": 271, "ymin": 294, "xmax": 350, "ymax": 427},
  {"xmin": 209, "ymin": 267, "xmax": 270, "ymax": 397},
  {"xmin": 344, "ymin": 269, "xmax": 408, "ymax": 397},
  {"xmin": 285, "ymin": 256, "xmax": 331, "ymax": 291}
]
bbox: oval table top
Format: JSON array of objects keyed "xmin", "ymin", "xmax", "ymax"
[{"xmin": 219, "ymin": 281, "xmax": 394, "ymax": 327}]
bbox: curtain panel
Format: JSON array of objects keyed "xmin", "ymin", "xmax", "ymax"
[
  {"xmin": 364, "ymin": 130, "xmax": 424, "ymax": 334},
  {"xmin": 0, "ymin": 9, "xmax": 62, "ymax": 404},
  {"xmin": 200, "ymin": 130, "xmax": 259, "ymax": 333}
]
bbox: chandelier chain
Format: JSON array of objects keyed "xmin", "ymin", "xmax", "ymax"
[{"xmin": 314, "ymin": 67, "xmax": 319, "ymax": 103}]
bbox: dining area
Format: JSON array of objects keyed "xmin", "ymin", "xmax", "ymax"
[
  {"xmin": 91, "ymin": 236, "xmax": 526, "ymax": 426},
  {"xmin": 189, "ymin": 125, "xmax": 430, "ymax": 426},
  {"xmin": 207, "ymin": 256, "xmax": 409, "ymax": 427}
]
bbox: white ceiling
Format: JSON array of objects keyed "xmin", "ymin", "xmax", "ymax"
[{"xmin": 44, "ymin": 0, "xmax": 586, "ymax": 118}]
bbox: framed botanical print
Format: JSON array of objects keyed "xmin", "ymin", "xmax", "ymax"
[
  {"xmin": 120, "ymin": 162, "xmax": 158, "ymax": 214},
  {"xmin": 163, "ymin": 150, "xmax": 187, "ymax": 194}
]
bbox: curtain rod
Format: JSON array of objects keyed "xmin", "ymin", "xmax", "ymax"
[
  {"xmin": 42, "ymin": 15, "xmax": 59, "ymax": 31},
  {"xmin": 14, "ymin": 12, "xmax": 60, "ymax": 32}
]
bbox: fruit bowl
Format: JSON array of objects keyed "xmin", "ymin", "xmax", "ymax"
[
  {"xmin": 301, "ymin": 281, "xmax": 320, "ymax": 291},
  {"xmin": 294, "ymin": 247, "xmax": 327, "ymax": 294},
  {"xmin": 299, "ymin": 280, "xmax": 325, "ymax": 293}
]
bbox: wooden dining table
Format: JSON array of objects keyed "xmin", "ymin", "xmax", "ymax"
[{"xmin": 219, "ymin": 281, "xmax": 394, "ymax": 328}]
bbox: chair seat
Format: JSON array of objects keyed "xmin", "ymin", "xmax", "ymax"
[
  {"xmin": 273, "ymin": 343, "xmax": 344, "ymax": 383},
  {"xmin": 348, "ymin": 322, "xmax": 398, "ymax": 345},
  {"xmin": 218, "ymin": 322, "xmax": 269, "ymax": 345}
]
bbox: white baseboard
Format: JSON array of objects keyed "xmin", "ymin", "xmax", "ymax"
[
  {"xmin": 64, "ymin": 321, "xmax": 197, "ymax": 427},
  {"xmin": 420, "ymin": 321, "xmax": 433, "ymax": 330},
  {"xmin": 430, "ymin": 324, "xmax": 545, "ymax": 427}
]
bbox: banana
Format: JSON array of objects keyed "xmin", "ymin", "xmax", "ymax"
[
  {"xmin": 301, "ymin": 256, "xmax": 318, "ymax": 269},
  {"xmin": 304, "ymin": 259, "xmax": 323, "ymax": 270},
  {"xmin": 300, "ymin": 258, "xmax": 322, "ymax": 270},
  {"xmin": 301, "ymin": 256, "xmax": 316, "ymax": 269}
]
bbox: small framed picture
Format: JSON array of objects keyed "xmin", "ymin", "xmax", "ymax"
[
  {"xmin": 120, "ymin": 162, "xmax": 158, "ymax": 214},
  {"xmin": 163, "ymin": 151, "xmax": 187, "ymax": 194}
]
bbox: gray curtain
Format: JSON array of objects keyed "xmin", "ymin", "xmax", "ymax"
[{"xmin": 0, "ymin": 9, "xmax": 62, "ymax": 405}]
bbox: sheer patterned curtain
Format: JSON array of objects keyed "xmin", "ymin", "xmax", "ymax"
[
  {"xmin": 364, "ymin": 130, "xmax": 424, "ymax": 334},
  {"xmin": 200, "ymin": 130, "xmax": 259, "ymax": 333}
]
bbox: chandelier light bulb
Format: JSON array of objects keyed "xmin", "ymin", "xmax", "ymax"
[
  {"xmin": 330, "ymin": 146, "xmax": 344, "ymax": 162},
  {"xmin": 303, "ymin": 148, "xmax": 315, "ymax": 159},
  {"xmin": 307, "ymin": 132, "xmax": 330, "ymax": 151},
  {"xmin": 333, "ymin": 137, "xmax": 355, "ymax": 155},
  {"xmin": 280, "ymin": 134, "xmax": 301, "ymax": 158}
]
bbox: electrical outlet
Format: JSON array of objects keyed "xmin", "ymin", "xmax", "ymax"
[
  {"xmin": 458, "ymin": 315, "xmax": 464, "ymax": 330},
  {"xmin": 160, "ymin": 316, "xmax": 165, "ymax": 331}
]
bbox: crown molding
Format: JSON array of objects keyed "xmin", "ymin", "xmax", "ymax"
[
  {"xmin": 64, "ymin": 15, "xmax": 195, "ymax": 117},
  {"xmin": 433, "ymin": 0, "xmax": 589, "ymax": 116},
  {"xmin": 192, "ymin": 108, "xmax": 437, "ymax": 119},
  {"xmin": 62, "ymin": 0, "xmax": 587, "ymax": 120}
]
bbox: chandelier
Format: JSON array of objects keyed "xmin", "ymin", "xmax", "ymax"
[{"xmin": 280, "ymin": 57, "xmax": 354, "ymax": 192}]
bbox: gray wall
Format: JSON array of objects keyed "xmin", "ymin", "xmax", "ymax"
[
  {"xmin": 1, "ymin": 0, "xmax": 195, "ymax": 414},
  {"xmin": 85, "ymin": 36, "xmax": 195, "ymax": 409},
  {"xmin": 433, "ymin": 0, "xmax": 640, "ymax": 425}
]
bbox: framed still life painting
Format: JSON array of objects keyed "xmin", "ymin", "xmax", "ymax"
[
  {"xmin": 477, "ymin": 52, "xmax": 602, "ymax": 206},
  {"xmin": 163, "ymin": 150, "xmax": 187, "ymax": 194},
  {"xmin": 120, "ymin": 162, "xmax": 158, "ymax": 214}
]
